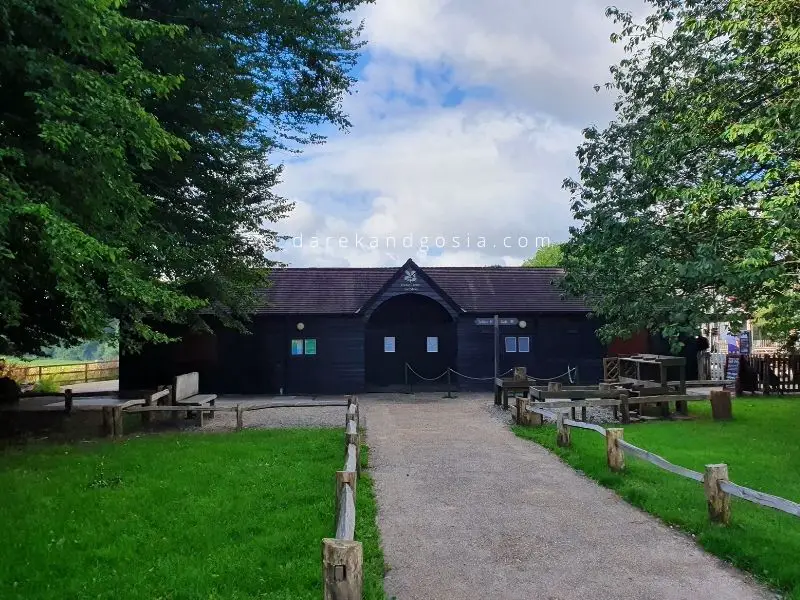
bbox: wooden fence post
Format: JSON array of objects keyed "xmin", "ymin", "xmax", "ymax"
[
  {"xmin": 704, "ymin": 464, "xmax": 731, "ymax": 525},
  {"xmin": 64, "ymin": 389, "xmax": 73, "ymax": 415},
  {"xmin": 619, "ymin": 393, "xmax": 630, "ymax": 424},
  {"xmin": 322, "ymin": 538, "xmax": 363, "ymax": 600},
  {"xmin": 102, "ymin": 406, "xmax": 113, "ymax": 437},
  {"xmin": 606, "ymin": 428, "xmax": 624, "ymax": 472},
  {"xmin": 556, "ymin": 411, "xmax": 571, "ymax": 447},
  {"xmin": 112, "ymin": 406, "xmax": 123, "ymax": 440},
  {"xmin": 236, "ymin": 404, "xmax": 244, "ymax": 432},
  {"xmin": 709, "ymin": 390, "xmax": 732, "ymax": 421}
]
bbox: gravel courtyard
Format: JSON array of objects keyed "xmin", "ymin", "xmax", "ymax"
[{"xmin": 362, "ymin": 392, "xmax": 773, "ymax": 600}]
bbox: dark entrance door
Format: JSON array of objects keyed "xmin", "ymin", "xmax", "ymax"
[{"xmin": 365, "ymin": 294, "xmax": 456, "ymax": 389}]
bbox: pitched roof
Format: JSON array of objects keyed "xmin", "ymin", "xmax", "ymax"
[{"xmin": 254, "ymin": 261, "xmax": 588, "ymax": 315}]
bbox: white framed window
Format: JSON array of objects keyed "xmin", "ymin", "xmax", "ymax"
[
  {"xmin": 384, "ymin": 336, "xmax": 396, "ymax": 353},
  {"xmin": 505, "ymin": 336, "xmax": 517, "ymax": 352},
  {"xmin": 426, "ymin": 337, "xmax": 438, "ymax": 353},
  {"xmin": 518, "ymin": 337, "xmax": 530, "ymax": 353}
]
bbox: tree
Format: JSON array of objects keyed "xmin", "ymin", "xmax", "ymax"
[
  {"xmin": 562, "ymin": 0, "xmax": 800, "ymax": 349},
  {"xmin": 1, "ymin": 0, "xmax": 195, "ymax": 356},
  {"xmin": 119, "ymin": 0, "xmax": 370, "ymax": 349},
  {"xmin": 1, "ymin": 0, "xmax": 371, "ymax": 356},
  {"xmin": 522, "ymin": 244, "xmax": 564, "ymax": 267}
]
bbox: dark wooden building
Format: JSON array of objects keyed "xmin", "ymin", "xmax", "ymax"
[{"xmin": 120, "ymin": 259, "xmax": 609, "ymax": 395}]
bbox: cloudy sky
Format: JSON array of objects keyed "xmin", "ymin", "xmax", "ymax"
[{"xmin": 272, "ymin": 0, "xmax": 644, "ymax": 268}]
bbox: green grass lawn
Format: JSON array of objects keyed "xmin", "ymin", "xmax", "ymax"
[
  {"xmin": 0, "ymin": 429, "xmax": 385, "ymax": 600},
  {"xmin": 514, "ymin": 398, "xmax": 800, "ymax": 599}
]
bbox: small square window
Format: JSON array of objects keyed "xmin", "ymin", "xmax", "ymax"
[
  {"xmin": 518, "ymin": 337, "xmax": 530, "ymax": 353},
  {"xmin": 505, "ymin": 337, "xmax": 517, "ymax": 352},
  {"xmin": 384, "ymin": 337, "xmax": 396, "ymax": 353},
  {"xmin": 427, "ymin": 337, "xmax": 438, "ymax": 353},
  {"xmin": 291, "ymin": 339, "xmax": 304, "ymax": 356},
  {"xmin": 304, "ymin": 339, "xmax": 317, "ymax": 355}
]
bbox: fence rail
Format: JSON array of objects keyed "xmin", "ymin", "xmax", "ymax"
[
  {"xmin": 519, "ymin": 400, "xmax": 800, "ymax": 523},
  {"xmin": 322, "ymin": 396, "xmax": 364, "ymax": 600},
  {"xmin": 5, "ymin": 360, "xmax": 119, "ymax": 386}
]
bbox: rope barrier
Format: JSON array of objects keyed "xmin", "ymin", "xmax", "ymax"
[
  {"xmin": 404, "ymin": 364, "xmax": 450, "ymax": 382},
  {"xmin": 527, "ymin": 366, "xmax": 578, "ymax": 383},
  {"xmin": 404, "ymin": 364, "xmax": 577, "ymax": 384},
  {"xmin": 447, "ymin": 368, "xmax": 513, "ymax": 381}
]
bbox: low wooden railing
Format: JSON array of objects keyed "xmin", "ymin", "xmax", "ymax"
[
  {"xmin": 322, "ymin": 396, "xmax": 363, "ymax": 600},
  {"xmin": 522, "ymin": 403, "xmax": 800, "ymax": 522}
]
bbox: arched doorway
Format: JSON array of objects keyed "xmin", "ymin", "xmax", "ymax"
[{"xmin": 365, "ymin": 294, "xmax": 456, "ymax": 390}]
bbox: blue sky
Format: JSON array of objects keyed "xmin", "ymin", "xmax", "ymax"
[{"xmin": 273, "ymin": 0, "xmax": 643, "ymax": 268}]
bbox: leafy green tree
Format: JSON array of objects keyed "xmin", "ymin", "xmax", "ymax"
[
  {"xmin": 120, "ymin": 0, "xmax": 370, "ymax": 347},
  {"xmin": 1, "ymin": 0, "xmax": 194, "ymax": 356},
  {"xmin": 522, "ymin": 244, "xmax": 564, "ymax": 267},
  {"xmin": 1, "ymin": 0, "xmax": 370, "ymax": 356},
  {"xmin": 562, "ymin": 0, "xmax": 800, "ymax": 349}
]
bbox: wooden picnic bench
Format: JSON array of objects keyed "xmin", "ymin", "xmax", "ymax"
[{"xmin": 172, "ymin": 372, "xmax": 216, "ymax": 422}]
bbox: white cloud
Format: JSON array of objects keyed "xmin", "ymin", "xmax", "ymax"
[{"xmin": 270, "ymin": 0, "xmax": 649, "ymax": 267}]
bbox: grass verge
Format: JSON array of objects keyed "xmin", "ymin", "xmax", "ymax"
[
  {"xmin": 513, "ymin": 398, "xmax": 800, "ymax": 599},
  {"xmin": 0, "ymin": 428, "xmax": 385, "ymax": 599}
]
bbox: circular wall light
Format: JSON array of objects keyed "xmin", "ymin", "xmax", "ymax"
[
  {"xmin": 519, "ymin": 320, "xmax": 527, "ymax": 329},
  {"xmin": 296, "ymin": 322, "xmax": 305, "ymax": 331}
]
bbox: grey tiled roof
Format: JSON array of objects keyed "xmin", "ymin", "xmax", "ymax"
[{"xmin": 254, "ymin": 263, "xmax": 588, "ymax": 314}]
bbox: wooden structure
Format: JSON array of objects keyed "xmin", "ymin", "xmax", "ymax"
[
  {"xmin": 172, "ymin": 372, "xmax": 217, "ymax": 417},
  {"xmin": 743, "ymin": 354, "xmax": 800, "ymax": 395},
  {"xmin": 494, "ymin": 377, "xmax": 530, "ymax": 410},
  {"xmin": 618, "ymin": 354, "xmax": 687, "ymax": 394},
  {"xmin": 323, "ymin": 396, "xmax": 363, "ymax": 600},
  {"xmin": 121, "ymin": 258, "xmax": 607, "ymax": 395},
  {"xmin": 520, "ymin": 407, "xmax": 800, "ymax": 522}
]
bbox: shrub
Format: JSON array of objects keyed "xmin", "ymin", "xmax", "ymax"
[{"xmin": 32, "ymin": 377, "xmax": 60, "ymax": 394}]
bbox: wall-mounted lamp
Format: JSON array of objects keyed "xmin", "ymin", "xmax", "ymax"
[
  {"xmin": 296, "ymin": 322, "xmax": 305, "ymax": 331},
  {"xmin": 519, "ymin": 320, "xmax": 527, "ymax": 329}
]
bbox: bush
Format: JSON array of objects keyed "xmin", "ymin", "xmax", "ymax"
[{"xmin": 32, "ymin": 377, "xmax": 60, "ymax": 394}]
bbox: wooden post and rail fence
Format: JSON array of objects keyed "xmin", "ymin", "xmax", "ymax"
[
  {"xmin": 322, "ymin": 396, "xmax": 364, "ymax": 600},
  {"xmin": 518, "ymin": 393, "xmax": 800, "ymax": 524},
  {"xmin": 5, "ymin": 359, "xmax": 119, "ymax": 386}
]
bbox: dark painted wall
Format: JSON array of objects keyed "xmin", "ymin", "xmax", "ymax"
[
  {"xmin": 121, "ymin": 315, "xmax": 364, "ymax": 395},
  {"xmin": 121, "ymin": 309, "xmax": 606, "ymax": 395},
  {"xmin": 282, "ymin": 315, "xmax": 365, "ymax": 395},
  {"xmin": 454, "ymin": 313, "xmax": 606, "ymax": 390}
]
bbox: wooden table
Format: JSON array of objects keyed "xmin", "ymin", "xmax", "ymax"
[{"xmin": 494, "ymin": 378, "xmax": 530, "ymax": 410}]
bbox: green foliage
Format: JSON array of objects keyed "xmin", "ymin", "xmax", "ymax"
[
  {"xmin": 563, "ymin": 0, "xmax": 800, "ymax": 349},
  {"xmin": 0, "ymin": 429, "xmax": 385, "ymax": 599},
  {"xmin": 31, "ymin": 377, "xmax": 59, "ymax": 394},
  {"xmin": 522, "ymin": 244, "xmax": 564, "ymax": 267},
  {"xmin": 514, "ymin": 399, "xmax": 800, "ymax": 598},
  {"xmin": 1, "ymin": 0, "xmax": 371, "ymax": 356}
]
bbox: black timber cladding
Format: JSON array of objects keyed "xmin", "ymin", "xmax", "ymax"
[{"xmin": 121, "ymin": 259, "xmax": 602, "ymax": 394}]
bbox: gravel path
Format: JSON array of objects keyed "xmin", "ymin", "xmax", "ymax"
[{"xmin": 362, "ymin": 393, "xmax": 773, "ymax": 600}]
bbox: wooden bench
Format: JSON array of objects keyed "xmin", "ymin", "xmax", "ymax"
[{"xmin": 172, "ymin": 372, "xmax": 216, "ymax": 425}]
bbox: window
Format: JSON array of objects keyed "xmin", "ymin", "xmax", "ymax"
[
  {"xmin": 518, "ymin": 337, "xmax": 530, "ymax": 353},
  {"xmin": 291, "ymin": 339, "xmax": 317, "ymax": 356},
  {"xmin": 384, "ymin": 337, "xmax": 396, "ymax": 353},
  {"xmin": 505, "ymin": 336, "xmax": 517, "ymax": 353},
  {"xmin": 427, "ymin": 336, "xmax": 438, "ymax": 353}
]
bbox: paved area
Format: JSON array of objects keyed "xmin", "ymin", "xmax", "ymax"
[{"xmin": 362, "ymin": 393, "xmax": 773, "ymax": 600}]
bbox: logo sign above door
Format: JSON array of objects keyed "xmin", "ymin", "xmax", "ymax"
[
  {"xmin": 400, "ymin": 268, "xmax": 421, "ymax": 291},
  {"xmin": 475, "ymin": 317, "xmax": 519, "ymax": 326}
]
